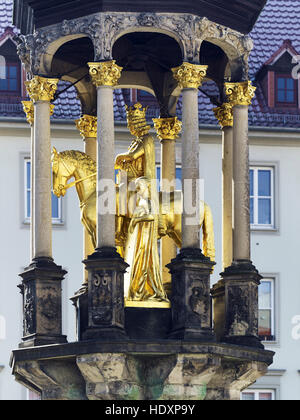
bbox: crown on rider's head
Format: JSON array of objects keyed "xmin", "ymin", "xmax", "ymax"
[{"xmin": 125, "ymin": 102, "xmax": 151, "ymax": 138}]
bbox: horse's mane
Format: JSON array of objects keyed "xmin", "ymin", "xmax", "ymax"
[{"xmin": 59, "ymin": 150, "xmax": 96, "ymax": 175}]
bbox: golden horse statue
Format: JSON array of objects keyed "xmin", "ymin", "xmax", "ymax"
[{"xmin": 51, "ymin": 148, "xmax": 215, "ymax": 263}]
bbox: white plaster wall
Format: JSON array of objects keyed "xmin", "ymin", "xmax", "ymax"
[{"xmin": 0, "ymin": 122, "xmax": 300, "ymax": 400}]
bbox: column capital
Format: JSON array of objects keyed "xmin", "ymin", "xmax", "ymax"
[
  {"xmin": 22, "ymin": 101, "xmax": 34, "ymax": 126},
  {"xmin": 172, "ymin": 63, "xmax": 208, "ymax": 89},
  {"xmin": 22, "ymin": 100, "xmax": 55, "ymax": 126},
  {"xmin": 25, "ymin": 76, "xmax": 59, "ymax": 103},
  {"xmin": 88, "ymin": 60, "xmax": 122, "ymax": 87},
  {"xmin": 75, "ymin": 115, "xmax": 97, "ymax": 139},
  {"xmin": 153, "ymin": 117, "xmax": 182, "ymax": 141},
  {"xmin": 224, "ymin": 81, "xmax": 256, "ymax": 107},
  {"xmin": 213, "ymin": 103, "xmax": 233, "ymax": 128}
]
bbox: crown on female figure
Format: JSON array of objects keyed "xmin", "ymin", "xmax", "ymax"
[{"xmin": 125, "ymin": 102, "xmax": 150, "ymax": 138}]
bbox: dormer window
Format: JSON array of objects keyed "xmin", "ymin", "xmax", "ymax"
[
  {"xmin": 0, "ymin": 62, "xmax": 20, "ymax": 93},
  {"xmin": 276, "ymin": 74, "xmax": 297, "ymax": 107}
]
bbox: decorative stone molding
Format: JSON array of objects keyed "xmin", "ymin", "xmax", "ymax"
[
  {"xmin": 25, "ymin": 76, "xmax": 59, "ymax": 103},
  {"xmin": 88, "ymin": 61, "xmax": 122, "ymax": 87},
  {"xmin": 153, "ymin": 117, "xmax": 182, "ymax": 141},
  {"xmin": 22, "ymin": 100, "xmax": 55, "ymax": 125},
  {"xmin": 75, "ymin": 115, "xmax": 97, "ymax": 139},
  {"xmin": 15, "ymin": 12, "xmax": 253, "ymax": 79},
  {"xmin": 225, "ymin": 81, "xmax": 256, "ymax": 107},
  {"xmin": 172, "ymin": 63, "xmax": 208, "ymax": 89},
  {"xmin": 213, "ymin": 103, "xmax": 234, "ymax": 128}
]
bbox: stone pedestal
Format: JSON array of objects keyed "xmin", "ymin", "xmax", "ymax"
[
  {"xmin": 212, "ymin": 260, "xmax": 263, "ymax": 349},
  {"xmin": 19, "ymin": 257, "xmax": 67, "ymax": 348},
  {"xmin": 167, "ymin": 248, "xmax": 215, "ymax": 341},
  {"xmin": 83, "ymin": 247, "xmax": 128, "ymax": 341},
  {"xmin": 11, "ymin": 341, "xmax": 274, "ymax": 401}
]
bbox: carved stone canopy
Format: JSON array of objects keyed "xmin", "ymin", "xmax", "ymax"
[{"xmin": 14, "ymin": 0, "xmax": 267, "ymax": 36}]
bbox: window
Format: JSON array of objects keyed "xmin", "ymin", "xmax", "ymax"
[
  {"xmin": 259, "ymin": 279, "xmax": 275, "ymax": 342},
  {"xmin": 250, "ymin": 167, "xmax": 274, "ymax": 229},
  {"xmin": 275, "ymin": 74, "xmax": 297, "ymax": 107},
  {"xmin": 24, "ymin": 159, "xmax": 62, "ymax": 223},
  {"xmin": 0, "ymin": 62, "xmax": 20, "ymax": 93},
  {"xmin": 241, "ymin": 389, "xmax": 275, "ymax": 401}
]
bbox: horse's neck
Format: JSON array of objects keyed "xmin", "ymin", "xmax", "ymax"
[{"xmin": 73, "ymin": 168, "xmax": 95, "ymax": 204}]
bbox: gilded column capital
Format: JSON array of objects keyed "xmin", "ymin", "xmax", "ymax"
[
  {"xmin": 25, "ymin": 76, "xmax": 59, "ymax": 103},
  {"xmin": 22, "ymin": 100, "xmax": 55, "ymax": 126},
  {"xmin": 22, "ymin": 101, "xmax": 34, "ymax": 126},
  {"xmin": 172, "ymin": 63, "xmax": 208, "ymax": 89},
  {"xmin": 75, "ymin": 115, "xmax": 97, "ymax": 139},
  {"xmin": 224, "ymin": 81, "xmax": 256, "ymax": 106},
  {"xmin": 88, "ymin": 60, "xmax": 123, "ymax": 87},
  {"xmin": 153, "ymin": 117, "xmax": 182, "ymax": 141},
  {"xmin": 213, "ymin": 103, "xmax": 233, "ymax": 128}
]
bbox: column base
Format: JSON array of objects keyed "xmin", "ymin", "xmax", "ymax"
[
  {"xmin": 220, "ymin": 259, "xmax": 264, "ymax": 349},
  {"xmin": 19, "ymin": 257, "xmax": 67, "ymax": 347},
  {"xmin": 83, "ymin": 247, "xmax": 129, "ymax": 341},
  {"xmin": 167, "ymin": 248, "xmax": 216, "ymax": 342}
]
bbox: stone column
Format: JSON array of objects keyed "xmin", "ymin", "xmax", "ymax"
[
  {"xmin": 153, "ymin": 117, "xmax": 182, "ymax": 296},
  {"xmin": 83, "ymin": 61, "xmax": 128, "ymax": 341},
  {"xmin": 214, "ymin": 81, "xmax": 262, "ymax": 349},
  {"xmin": 22, "ymin": 101, "xmax": 35, "ymax": 261},
  {"xmin": 213, "ymin": 103, "xmax": 234, "ymax": 270},
  {"xmin": 167, "ymin": 63, "xmax": 215, "ymax": 341},
  {"xmin": 172, "ymin": 63, "xmax": 207, "ymax": 251},
  {"xmin": 19, "ymin": 76, "xmax": 67, "ymax": 348}
]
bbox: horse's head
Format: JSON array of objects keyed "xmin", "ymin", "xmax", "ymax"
[{"xmin": 51, "ymin": 147, "xmax": 75, "ymax": 197}]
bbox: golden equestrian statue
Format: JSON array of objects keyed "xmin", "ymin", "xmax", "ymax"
[{"xmin": 52, "ymin": 103, "xmax": 215, "ymax": 304}]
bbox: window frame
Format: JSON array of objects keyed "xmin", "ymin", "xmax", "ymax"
[
  {"xmin": 241, "ymin": 389, "xmax": 276, "ymax": 401},
  {"xmin": 258, "ymin": 278, "xmax": 275, "ymax": 342},
  {"xmin": 250, "ymin": 166, "xmax": 275, "ymax": 231},
  {"xmin": 23, "ymin": 157, "xmax": 63, "ymax": 225},
  {"xmin": 0, "ymin": 61, "xmax": 21, "ymax": 95},
  {"xmin": 275, "ymin": 73, "xmax": 298, "ymax": 108}
]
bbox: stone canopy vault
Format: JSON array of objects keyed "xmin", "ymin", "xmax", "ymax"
[
  {"xmin": 10, "ymin": 0, "xmax": 274, "ymax": 401},
  {"xmin": 14, "ymin": 10, "xmax": 255, "ymax": 116}
]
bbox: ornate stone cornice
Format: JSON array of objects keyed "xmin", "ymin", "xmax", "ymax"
[
  {"xmin": 25, "ymin": 76, "xmax": 59, "ymax": 103},
  {"xmin": 22, "ymin": 100, "xmax": 55, "ymax": 125},
  {"xmin": 75, "ymin": 115, "xmax": 97, "ymax": 139},
  {"xmin": 172, "ymin": 63, "xmax": 207, "ymax": 89},
  {"xmin": 15, "ymin": 12, "xmax": 252, "ymax": 80},
  {"xmin": 213, "ymin": 103, "xmax": 233, "ymax": 128},
  {"xmin": 88, "ymin": 61, "xmax": 122, "ymax": 87},
  {"xmin": 225, "ymin": 81, "xmax": 256, "ymax": 107},
  {"xmin": 153, "ymin": 117, "xmax": 182, "ymax": 141}
]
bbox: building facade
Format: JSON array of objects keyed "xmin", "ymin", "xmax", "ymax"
[{"xmin": 0, "ymin": 0, "xmax": 300, "ymax": 400}]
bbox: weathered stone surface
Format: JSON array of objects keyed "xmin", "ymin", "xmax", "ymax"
[
  {"xmin": 19, "ymin": 257, "xmax": 67, "ymax": 348},
  {"xmin": 11, "ymin": 340, "xmax": 274, "ymax": 400},
  {"xmin": 83, "ymin": 248, "xmax": 128, "ymax": 340},
  {"xmin": 167, "ymin": 249, "xmax": 215, "ymax": 341},
  {"xmin": 214, "ymin": 259, "xmax": 263, "ymax": 349},
  {"xmin": 13, "ymin": 359, "xmax": 87, "ymax": 400}
]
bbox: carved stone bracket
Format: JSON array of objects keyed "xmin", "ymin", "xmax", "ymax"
[{"xmin": 15, "ymin": 12, "xmax": 253, "ymax": 80}]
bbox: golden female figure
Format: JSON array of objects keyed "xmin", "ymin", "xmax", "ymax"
[{"xmin": 126, "ymin": 177, "xmax": 169, "ymax": 303}]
